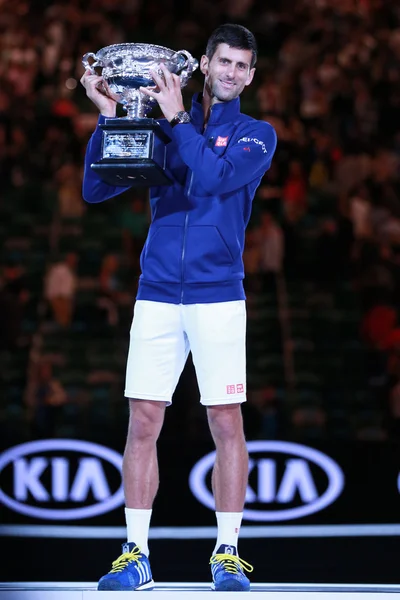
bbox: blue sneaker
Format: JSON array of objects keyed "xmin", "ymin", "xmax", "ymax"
[
  {"xmin": 210, "ymin": 544, "xmax": 253, "ymax": 591},
  {"xmin": 98, "ymin": 542, "xmax": 154, "ymax": 591}
]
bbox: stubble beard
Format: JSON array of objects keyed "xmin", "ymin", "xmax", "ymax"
[{"xmin": 212, "ymin": 83, "xmax": 238, "ymax": 103}]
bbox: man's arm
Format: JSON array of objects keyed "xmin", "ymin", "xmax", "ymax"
[
  {"xmin": 82, "ymin": 116, "xmax": 132, "ymax": 203},
  {"xmin": 80, "ymin": 70, "xmax": 132, "ymax": 203},
  {"xmin": 172, "ymin": 121, "xmax": 277, "ymax": 194}
]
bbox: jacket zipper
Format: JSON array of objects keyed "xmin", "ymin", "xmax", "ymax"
[
  {"xmin": 181, "ymin": 120, "xmax": 208, "ymax": 303},
  {"xmin": 181, "ymin": 173, "xmax": 193, "ymax": 303}
]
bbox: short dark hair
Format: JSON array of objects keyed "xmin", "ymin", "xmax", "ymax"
[{"xmin": 206, "ymin": 24, "xmax": 257, "ymax": 69}]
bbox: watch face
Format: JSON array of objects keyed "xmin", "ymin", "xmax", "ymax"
[
  {"xmin": 177, "ymin": 111, "xmax": 190, "ymax": 123},
  {"xmin": 170, "ymin": 111, "xmax": 190, "ymax": 127}
]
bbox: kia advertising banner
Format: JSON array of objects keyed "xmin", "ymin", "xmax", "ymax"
[{"xmin": 1, "ymin": 437, "xmax": 399, "ymax": 527}]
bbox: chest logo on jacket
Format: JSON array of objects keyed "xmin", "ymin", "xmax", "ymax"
[{"xmin": 215, "ymin": 136, "xmax": 229, "ymax": 147}]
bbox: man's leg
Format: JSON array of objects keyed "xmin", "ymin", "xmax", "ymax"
[
  {"xmin": 184, "ymin": 300, "xmax": 253, "ymax": 590},
  {"xmin": 122, "ymin": 398, "xmax": 165, "ymax": 558},
  {"xmin": 206, "ymin": 403, "xmax": 253, "ymax": 591},
  {"xmin": 208, "ymin": 403, "xmax": 248, "ymax": 553},
  {"xmin": 207, "ymin": 403, "xmax": 248, "ymax": 513},
  {"xmin": 98, "ymin": 300, "xmax": 188, "ymax": 591},
  {"xmin": 97, "ymin": 399, "xmax": 164, "ymax": 592},
  {"xmin": 124, "ymin": 398, "xmax": 166, "ymax": 509}
]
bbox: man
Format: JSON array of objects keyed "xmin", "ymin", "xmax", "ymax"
[
  {"xmin": 81, "ymin": 23, "xmax": 277, "ymax": 592},
  {"xmin": 43, "ymin": 253, "xmax": 78, "ymax": 328}
]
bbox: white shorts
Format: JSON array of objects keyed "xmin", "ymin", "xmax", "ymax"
[{"xmin": 124, "ymin": 300, "xmax": 247, "ymax": 406}]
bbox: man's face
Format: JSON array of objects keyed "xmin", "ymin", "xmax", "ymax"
[{"xmin": 200, "ymin": 43, "xmax": 255, "ymax": 103}]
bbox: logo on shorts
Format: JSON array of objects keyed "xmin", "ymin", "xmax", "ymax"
[{"xmin": 226, "ymin": 384, "xmax": 244, "ymax": 394}]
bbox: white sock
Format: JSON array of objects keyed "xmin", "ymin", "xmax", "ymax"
[
  {"xmin": 125, "ymin": 507, "xmax": 152, "ymax": 556},
  {"xmin": 213, "ymin": 511, "xmax": 243, "ymax": 554}
]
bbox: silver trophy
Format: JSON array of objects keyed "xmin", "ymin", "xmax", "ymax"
[{"xmin": 82, "ymin": 43, "xmax": 198, "ymax": 186}]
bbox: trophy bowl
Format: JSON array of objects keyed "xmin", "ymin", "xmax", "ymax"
[{"xmin": 82, "ymin": 43, "xmax": 198, "ymax": 119}]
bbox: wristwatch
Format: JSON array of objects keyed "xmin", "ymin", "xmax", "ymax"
[{"xmin": 169, "ymin": 111, "xmax": 191, "ymax": 128}]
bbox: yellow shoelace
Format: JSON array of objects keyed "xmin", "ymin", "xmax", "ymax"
[
  {"xmin": 109, "ymin": 546, "xmax": 141, "ymax": 573},
  {"xmin": 210, "ymin": 553, "xmax": 254, "ymax": 575}
]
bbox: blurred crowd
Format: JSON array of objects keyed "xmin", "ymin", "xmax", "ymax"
[{"xmin": 1, "ymin": 0, "xmax": 400, "ymax": 440}]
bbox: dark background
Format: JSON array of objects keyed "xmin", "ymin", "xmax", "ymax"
[
  {"xmin": 3, "ymin": 537, "xmax": 400, "ymax": 584},
  {"xmin": 1, "ymin": 436, "xmax": 400, "ymax": 582}
]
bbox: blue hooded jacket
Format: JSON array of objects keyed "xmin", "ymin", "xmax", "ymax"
[{"xmin": 82, "ymin": 93, "xmax": 277, "ymax": 304}]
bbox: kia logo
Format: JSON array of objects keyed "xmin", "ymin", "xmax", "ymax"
[
  {"xmin": 189, "ymin": 441, "xmax": 344, "ymax": 521},
  {"xmin": 0, "ymin": 439, "xmax": 124, "ymax": 520}
]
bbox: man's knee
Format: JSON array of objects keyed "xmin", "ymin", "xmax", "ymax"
[
  {"xmin": 207, "ymin": 403, "xmax": 245, "ymax": 442},
  {"xmin": 127, "ymin": 399, "xmax": 166, "ymax": 442}
]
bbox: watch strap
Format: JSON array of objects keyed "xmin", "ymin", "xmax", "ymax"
[{"xmin": 170, "ymin": 111, "xmax": 191, "ymax": 128}]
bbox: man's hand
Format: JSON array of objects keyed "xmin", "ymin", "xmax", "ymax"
[
  {"xmin": 139, "ymin": 63, "xmax": 185, "ymax": 122},
  {"xmin": 80, "ymin": 70, "xmax": 117, "ymax": 118}
]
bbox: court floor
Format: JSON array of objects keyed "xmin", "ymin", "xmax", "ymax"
[{"xmin": 1, "ymin": 582, "xmax": 400, "ymax": 599}]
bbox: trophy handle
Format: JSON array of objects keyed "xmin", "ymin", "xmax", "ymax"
[
  {"xmin": 176, "ymin": 50, "xmax": 198, "ymax": 74},
  {"xmin": 176, "ymin": 50, "xmax": 199, "ymax": 87},
  {"xmin": 82, "ymin": 52, "xmax": 101, "ymax": 74}
]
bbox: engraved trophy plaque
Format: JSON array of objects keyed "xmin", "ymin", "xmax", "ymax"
[{"xmin": 82, "ymin": 43, "xmax": 198, "ymax": 186}]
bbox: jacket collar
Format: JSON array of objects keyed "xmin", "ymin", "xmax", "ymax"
[{"xmin": 190, "ymin": 92, "xmax": 241, "ymax": 127}]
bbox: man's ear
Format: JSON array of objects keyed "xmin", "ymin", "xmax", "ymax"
[
  {"xmin": 200, "ymin": 55, "xmax": 209, "ymax": 75},
  {"xmin": 245, "ymin": 67, "xmax": 256, "ymax": 87}
]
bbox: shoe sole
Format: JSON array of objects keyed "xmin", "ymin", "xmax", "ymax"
[
  {"xmin": 98, "ymin": 579, "xmax": 155, "ymax": 591},
  {"xmin": 211, "ymin": 580, "xmax": 250, "ymax": 592}
]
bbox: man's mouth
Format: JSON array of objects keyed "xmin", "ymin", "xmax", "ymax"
[{"xmin": 220, "ymin": 80, "xmax": 235, "ymax": 88}]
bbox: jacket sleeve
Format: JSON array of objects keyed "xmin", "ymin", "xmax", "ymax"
[
  {"xmin": 171, "ymin": 120, "xmax": 277, "ymax": 195},
  {"xmin": 82, "ymin": 115, "xmax": 132, "ymax": 203}
]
